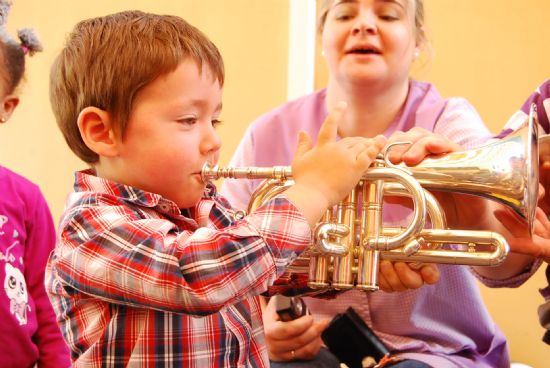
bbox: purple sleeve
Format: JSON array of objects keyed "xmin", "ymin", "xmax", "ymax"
[
  {"xmin": 520, "ymin": 80, "xmax": 550, "ymax": 134},
  {"xmin": 24, "ymin": 189, "xmax": 71, "ymax": 367},
  {"xmin": 432, "ymin": 97, "xmax": 492, "ymax": 148}
]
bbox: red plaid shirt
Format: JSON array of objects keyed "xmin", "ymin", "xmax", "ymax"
[{"xmin": 46, "ymin": 170, "xmax": 311, "ymax": 367}]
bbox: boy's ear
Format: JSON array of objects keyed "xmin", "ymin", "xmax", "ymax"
[
  {"xmin": 0, "ymin": 95, "xmax": 20, "ymax": 123},
  {"xmin": 77, "ymin": 107, "xmax": 119, "ymax": 157}
]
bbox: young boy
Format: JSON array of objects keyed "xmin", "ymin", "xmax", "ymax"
[{"xmin": 45, "ymin": 10, "xmax": 385, "ymax": 367}]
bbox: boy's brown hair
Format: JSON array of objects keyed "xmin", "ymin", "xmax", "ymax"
[{"xmin": 50, "ymin": 10, "xmax": 225, "ymax": 163}]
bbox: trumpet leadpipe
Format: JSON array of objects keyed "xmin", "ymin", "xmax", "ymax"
[{"xmin": 201, "ymin": 163, "xmax": 292, "ymax": 182}]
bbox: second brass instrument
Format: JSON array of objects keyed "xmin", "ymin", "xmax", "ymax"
[{"xmin": 203, "ymin": 106, "xmax": 539, "ymax": 295}]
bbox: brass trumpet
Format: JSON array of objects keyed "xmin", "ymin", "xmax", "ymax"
[{"xmin": 202, "ymin": 105, "xmax": 539, "ymax": 295}]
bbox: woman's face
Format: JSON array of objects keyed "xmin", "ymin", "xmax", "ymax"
[{"xmin": 321, "ymin": 0, "xmax": 420, "ymax": 89}]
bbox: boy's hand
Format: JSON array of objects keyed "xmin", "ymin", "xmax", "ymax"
[{"xmin": 290, "ymin": 102, "xmax": 386, "ymax": 208}]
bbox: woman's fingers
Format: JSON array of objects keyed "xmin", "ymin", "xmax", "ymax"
[
  {"xmin": 377, "ymin": 261, "xmax": 440, "ymax": 292},
  {"xmin": 386, "ymin": 128, "xmax": 462, "ymax": 165}
]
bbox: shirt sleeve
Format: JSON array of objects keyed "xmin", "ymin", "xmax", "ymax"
[
  {"xmin": 520, "ymin": 79, "xmax": 550, "ymax": 134},
  {"xmin": 24, "ymin": 188, "xmax": 71, "ymax": 368},
  {"xmin": 433, "ymin": 97, "xmax": 493, "ymax": 148},
  {"xmin": 472, "ymin": 257, "xmax": 543, "ymax": 288},
  {"xmin": 50, "ymin": 196, "xmax": 311, "ymax": 316},
  {"xmin": 499, "ymin": 79, "xmax": 550, "ymax": 137}
]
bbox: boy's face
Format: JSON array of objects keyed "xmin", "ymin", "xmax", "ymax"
[{"xmin": 110, "ymin": 60, "xmax": 222, "ymax": 208}]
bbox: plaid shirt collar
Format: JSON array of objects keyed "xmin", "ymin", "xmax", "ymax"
[{"xmin": 74, "ymin": 169, "xmax": 219, "ymax": 221}]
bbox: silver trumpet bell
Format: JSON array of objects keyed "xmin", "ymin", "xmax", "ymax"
[
  {"xmin": 538, "ymin": 133, "xmax": 550, "ymax": 213},
  {"xmin": 398, "ymin": 103, "xmax": 539, "ymax": 235},
  {"xmin": 202, "ymin": 105, "xmax": 539, "ymax": 295}
]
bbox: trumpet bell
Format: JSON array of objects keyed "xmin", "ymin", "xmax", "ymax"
[
  {"xmin": 404, "ymin": 104, "xmax": 539, "ymax": 234},
  {"xmin": 540, "ymin": 134, "xmax": 550, "ymax": 213}
]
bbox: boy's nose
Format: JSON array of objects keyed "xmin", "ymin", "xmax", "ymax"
[{"xmin": 201, "ymin": 125, "xmax": 222, "ymax": 155}]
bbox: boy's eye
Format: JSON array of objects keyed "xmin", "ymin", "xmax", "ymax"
[{"xmin": 212, "ymin": 119, "xmax": 223, "ymax": 128}]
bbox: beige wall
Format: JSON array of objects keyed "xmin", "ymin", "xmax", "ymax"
[{"xmin": 1, "ymin": 0, "xmax": 548, "ymax": 366}]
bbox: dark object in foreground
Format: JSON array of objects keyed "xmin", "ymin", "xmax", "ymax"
[
  {"xmin": 274, "ymin": 295, "xmax": 309, "ymax": 322},
  {"xmin": 322, "ymin": 307, "xmax": 390, "ymax": 368}
]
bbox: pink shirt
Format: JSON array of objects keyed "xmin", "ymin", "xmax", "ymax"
[
  {"xmin": 222, "ymin": 81, "xmax": 538, "ymax": 367},
  {"xmin": 0, "ymin": 166, "xmax": 70, "ymax": 367}
]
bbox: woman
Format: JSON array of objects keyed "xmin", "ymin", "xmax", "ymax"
[{"xmin": 222, "ymin": 1, "xmax": 538, "ymax": 367}]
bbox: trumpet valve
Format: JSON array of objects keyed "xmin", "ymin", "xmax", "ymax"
[{"xmin": 307, "ymin": 255, "xmax": 330, "ymax": 289}]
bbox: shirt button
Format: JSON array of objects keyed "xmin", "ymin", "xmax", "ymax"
[
  {"xmin": 234, "ymin": 210, "xmax": 246, "ymax": 221},
  {"xmin": 159, "ymin": 203, "xmax": 171, "ymax": 212}
]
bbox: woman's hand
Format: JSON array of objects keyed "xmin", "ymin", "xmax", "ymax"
[
  {"xmin": 495, "ymin": 206, "xmax": 550, "ymax": 262},
  {"xmin": 263, "ymin": 296, "xmax": 330, "ymax": 362},
  {"xmin": 377, "ymin": 261, "xmax": 440, "ymax": 292},
  {"xmin": 385, "ymin": 127, "xmax": 462, "ymax": 166},
  {"xmin": 372, "ymin": 128, "xmax": 458, "ymax": 291}
]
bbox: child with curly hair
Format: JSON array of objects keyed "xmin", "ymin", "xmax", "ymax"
[{"xmin": 0, "ymin": 1, "xmax": 70, "ymax": 366}]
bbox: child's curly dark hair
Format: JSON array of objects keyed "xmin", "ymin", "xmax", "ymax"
[{"xmin": 0, "ymin": 0, "xmax": 43, "ymax": 94}]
